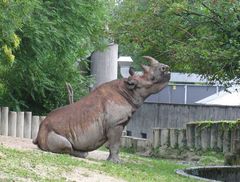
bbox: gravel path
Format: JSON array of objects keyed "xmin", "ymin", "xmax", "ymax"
[{"xmin": 0, "ymin": 136, "xmax": 125, "ymax": 182}]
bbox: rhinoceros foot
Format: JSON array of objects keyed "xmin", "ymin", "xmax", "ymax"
[
  {"xmin": 107, "ymin": 154, "xmax": 122, "ymax": 163},
  {"xmin": 71, "ymin": 150, "xmax": 88, "ymax": 158}
]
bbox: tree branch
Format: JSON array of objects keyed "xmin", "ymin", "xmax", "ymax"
[
  {"xmin": 65, "ymin": 82, "xmax": 74, "ymax": 104},
  {"xmin": 201, "ymin": 2, "xmax": 222, "ymax": 19}
]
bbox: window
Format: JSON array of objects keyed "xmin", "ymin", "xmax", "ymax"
[
  {"xmin": 126, "ymin": 130, "xmax": 132, "ymax": 136},
  {"xmin": 141, "ymin": 132, "xmax": 147, "ymax": 139}
]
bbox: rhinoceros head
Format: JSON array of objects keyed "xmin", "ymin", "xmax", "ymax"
[{"xmin": 125, "ymin": 56, "xmax": 170, "ymax": 98}]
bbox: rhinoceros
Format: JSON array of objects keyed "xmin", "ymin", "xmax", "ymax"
[{"xmin": 33, "ymin": 56, "xmax": 170, "ymax": 163}]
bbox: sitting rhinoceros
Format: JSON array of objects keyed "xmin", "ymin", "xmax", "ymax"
[{"xmin": 33, "ymin": 56, "xmax": 170, "ymax": 163}]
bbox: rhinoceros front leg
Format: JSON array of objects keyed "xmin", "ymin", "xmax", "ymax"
[{"xmin": 106, "ymin": 125, "xmax": 124, "ymax": 163}]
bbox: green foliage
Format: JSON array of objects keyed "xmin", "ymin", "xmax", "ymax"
[
  {"xmin": 196, "ymin": 150, "xmax": 224, "ymax": 165},
  {"xmin": 0, "ymin": 0, "xmax": 36, "ymax": 64},
  {"xmin": 190, "ymin": 120, "xmax": 240, "ymax": 131},
  {"xmin": 0, "ymin": 0, "xmax": 111, "ymax": 114},
  {"xmin": 110, "ymin": 0, "xmax": 240, "ymax": 86}
]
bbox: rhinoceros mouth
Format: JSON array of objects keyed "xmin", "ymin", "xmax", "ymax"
[
  {"xmin": 165, "ymin": 71, "xmax": 171, "ymax": 79},
  {"xmin": 152, "ymin": 72, "xmax": 170, "ymax": 84},
  {"xmin": 160, "ymin": 71, "xmax": 171, "ymax": 82},
  {"xmin": 165, "ymin": 71, "xmax": 171, "ymax": 77}
]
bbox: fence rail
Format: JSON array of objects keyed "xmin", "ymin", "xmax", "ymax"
[{"xmin": 0, "ymin": 107, "xmax": 45, "ymax": 140}]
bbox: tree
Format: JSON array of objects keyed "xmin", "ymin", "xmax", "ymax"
[
  {"xmin": 0, "ymin": 0, "xmax": 36, "ymax": 64},
  {"xmin": 110, "ymin": 0, "xmax": 240, "ymax": 86},
  {"xmin": 0, "ymin": 0, "xmax": 111, "ymax": 114}
]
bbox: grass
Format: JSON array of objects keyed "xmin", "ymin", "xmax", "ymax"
[
  {"xmin": 196, "ymin": 150, "xmax": 224, "ymax": 166},
  {"xmin": 0, "ymin": 146, "xmax": 198, "ymax": 182}
]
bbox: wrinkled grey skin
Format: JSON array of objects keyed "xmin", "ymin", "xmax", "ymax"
[{"xmin": 33, "ymin": 56, "xmax": 170, "ymax": 163}]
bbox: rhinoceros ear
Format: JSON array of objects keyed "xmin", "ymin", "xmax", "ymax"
[
  {"xmin": 129, "ymin": 66, "xmax": 135, "ymax": 76},
  {"xmin": 124, "ymin": 77, "xmax": 138, "ymax": 90}
]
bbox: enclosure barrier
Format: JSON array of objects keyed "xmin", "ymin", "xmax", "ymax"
[
  {"xmin": 121, "ymin": 121, "xmax": 240, "ymax": 154},
  {"xmin": 152, "ymin": 128, "xmax": 187, "ymax": 149},
  {"xmin": 186, "ymin": 121, "xmax": 240, "ymax": 153},
  {"xmin": 0, "ymin": 107, "xmax": 45, "ymax": 140},
  {"xmin": 1, "ymin": 106, "xmax": 240, "ymax": 154},
  {"xmin": 127, "ymin": 103, "xmax": 240, "ymax": 139},
  {"xmin": 120, "ymin": 136, "xmax": 152, "ymax": 152}
]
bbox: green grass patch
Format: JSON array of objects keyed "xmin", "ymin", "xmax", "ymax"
[
  {"xmin": 0, "ymin": 145, "xmax": 198, "ymax": 182},
  {"xmin": 196, "ymin": 150, "xmax": 224, "ymax": 166}
]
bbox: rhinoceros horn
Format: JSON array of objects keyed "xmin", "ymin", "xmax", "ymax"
[
  {"xmin": 141, "ymin": 64, "xmax": 150, "ymax": 73},
  {"xmin": 143, "ymin": 56, "xmax": 159, "ymax": 66}
]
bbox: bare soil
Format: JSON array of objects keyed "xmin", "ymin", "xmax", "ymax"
[{"xmin": 0, "ymin": 136, "xmax": 125, "ymax": 182}]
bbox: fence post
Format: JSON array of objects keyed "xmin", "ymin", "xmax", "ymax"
[
  {"xmin": 217, "ymin": 125, "xmax": 223, "ymax": 152},
  {"xmin": 195, "ymin": 125, "xmax": 201, "ymax": 150},
  {"xmin": 169, "ymin": 129, "xmax": 178, "ymax": 148},
  {"xmin": 40, "ymin": 116, "xmax": 46, "ymax": 122},
  {"xmin": 186, "ymin": 123, "xmax": 195, "ymax": 149},
  {"xmin": 8, "ymin": 111, "xmax": 17, "ymax": 137},
  {"xmin": 153, "ymin": 128, "xmax": 160, "ymax": 149},
  {"xmin": 178, "ymin": 129, "xmax": 186, "ymax": 148},
  {"xmin": 31, "ymin": 116, "xmax": 40, "ymax": 140},
  {"xmin": 160, "ymin": 129, "xmax": 169, "ymax": 147},
  {"xmin": 201, "ymin": 126, "xmax": 211, "ymax": 150},
  {"xmin": 210, "ymin": 124, "xmax": 218, "ymax": 150},
  {"xmin": 16, "ymin": 112, "xmax": 24, "ymax": 138},
  {"xmin": 24, "ymin": 112, "xmax": 32, "ymax": 138},
  {"xmin": 1, "ymin": 107, "xmax": 9, "ymax": 136},
  {"xmin": 223, "ymin": 128, "xmax": 231, "ymax": 153}
]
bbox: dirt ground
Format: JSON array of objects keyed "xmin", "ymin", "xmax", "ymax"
[{"xmin": 0, "ymin": 136, "xmax": 125, "ymax": 182}]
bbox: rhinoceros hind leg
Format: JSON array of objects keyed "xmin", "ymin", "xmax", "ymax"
[
  {"xmin": 47, "ymin": 131, "xmax": 72, "ymax": 154},
  {"xmin": 47, "ymin": 131, "xmax": 88, "ymax": 158},
  {"xmin": 107, "ymin": 125, "xmax": 124, "ymax": 163}
]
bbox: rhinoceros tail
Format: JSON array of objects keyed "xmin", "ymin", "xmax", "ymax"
[
  {"xmin": 32, "ymin": 137, "xmax": 38, "ymax": 145},
  {"xmin": 32, "ymin": 121, "xmax": 50, "ymax": 151}
]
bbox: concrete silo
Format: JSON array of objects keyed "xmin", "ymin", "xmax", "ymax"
[{"xmin": 91, "ymin": 43, "xmax": 118, "ymax": 88}]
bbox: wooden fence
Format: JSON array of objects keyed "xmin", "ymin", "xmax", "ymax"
[
  {"xmin": 0, "ymin": 107, "xmax": 45, "ymax": 140},
  {"xmin": 1, "ymin": 106, "xmax": 240, "ymax": 154},
  {"xmin": 127, "ymin": 103, "xmax": 240, "ymax": 139},
  {"xmin": 121, "ymin": 121, "xmax": 240, "ymax": 154}
]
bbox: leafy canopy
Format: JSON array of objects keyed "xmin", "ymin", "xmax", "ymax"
[
  {"xmin": 110, "ymin": 0, "xmax": 240, "ymax": 86},
  {"xmin": 0, "ymin": 0, "xmax": 111, "ymax": 114}
]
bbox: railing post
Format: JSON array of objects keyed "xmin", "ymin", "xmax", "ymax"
[
  {"xmin": 153, "ymin": 128, "xmax": 160, "ymax": 149},
  {"xmin": 1, "ymin": 107, "xmax": 9, "ymax": 136},
  {"xmin": 24, "ymin": 112, "xmax": 32, "ymax": 138},
  {"xmin": 40, "ymin": 116, "xmax": 46, "ymax": 122},
  {"xmin": 186, "ymin": 123, "xmax": 195, "ymax": 149},
  {"xmin": 210, "ymin": 124, "xmax": 218, "ymax": 150},
  {"xmin": 160, "ymin": 129, "xmax": 170, "ymax": 147},
  {"xmin": 31, "ymin": 116, "xmax": 40, "ymax": 140},
  {"xmin": 178, "ymin": 129, "xmax": 186, "ymax": 148},
  {"xmin": 8, "ymin": 111, "xmax": 17, "ymax": 137},
  {"xmin": 16, "ymin": 112, "xmax": 24, "ymax": 138},
  {"xmin": 169, "ymin": 129, "xmax": 178, "ymax": 148}
]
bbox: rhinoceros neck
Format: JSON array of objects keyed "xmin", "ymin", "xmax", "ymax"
[{"xmin": 115, "ymin": 80, "xmax": 145, "ymax": 109}]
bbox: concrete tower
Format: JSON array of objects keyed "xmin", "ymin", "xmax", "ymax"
[{"xmin": 91, "ymin": 43, "xmax": 118, "ymax": 88}]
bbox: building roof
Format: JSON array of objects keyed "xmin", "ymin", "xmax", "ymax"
[
  {"xmin": 170, "ymin": 72, "xmax": 207, "ymax": 83},
  {"xmin": 118, "ymin": 56, "xmax": 208, "ymax": 83},
  {"xmin": 196, "ymin": 86, "xmax": 240, "ymax": 106},
  {"xmin": 119, "ymin": 68, "xmax": 208, "ymax": 84}
]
